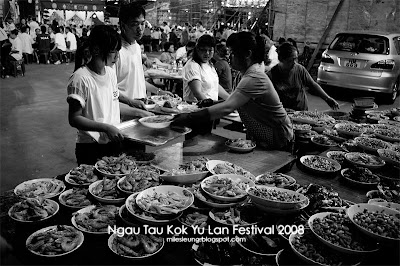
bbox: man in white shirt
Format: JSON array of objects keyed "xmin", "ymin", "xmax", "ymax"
[
  {"xmin": 161, "ymin": 22, "xmax": 171, "ymax": 37},
  {"xmin": 4, "ymin": 29, "xmax": 22, "ymax": 75},
  {"xmin": 50, "ymin": 27, "xmax": 66, "ymax": 64},
  {"xmin": 115, "ymin": 3, "xmax": 173, "ymax": 120},
  {"xmin": 4, "ymin": 18, "xmax": 16, "ymax": 35},
  {"xmin": 65, "ymin": 27, "xmax": 77, "ymax": 51},
  {"xmin": 19, "ymin": 26, "xmax": 34, "ymax": 56},
  {"xmin": 28, "ymin": 17, "xmax": 40, "ymax": 39}
]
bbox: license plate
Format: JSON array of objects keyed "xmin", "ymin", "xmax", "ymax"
[{"xmin": 344, "ymin": 59, "xmax": 361, "ymax": 68}]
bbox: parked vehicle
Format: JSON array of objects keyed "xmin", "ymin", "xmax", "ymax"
[{"xmin": 317, "ymin": 31, "xmax": 400, "ymax": 103}]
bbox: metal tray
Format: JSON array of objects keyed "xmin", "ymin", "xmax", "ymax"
[{"xmin": 116, "ymin": 120, "xmax": 191, "ymax": 146}]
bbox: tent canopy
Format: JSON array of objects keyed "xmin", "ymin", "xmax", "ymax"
[{"xmin": 40, "ymin": 0, "xmax": 106, "ymax": 12}]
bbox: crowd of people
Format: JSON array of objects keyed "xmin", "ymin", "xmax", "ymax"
[{"xmin": 1, "ymin": 2, "xmax": 339, "ymax": 163}]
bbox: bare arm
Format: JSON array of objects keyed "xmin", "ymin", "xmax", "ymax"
[
  {"xmin": 68, "ymin": 98, "xmax": 124, "ymax": 142},
  {"xmin": 208, "ymin": 90, "xmax": 250, "ymax": 120},
  {"xmin": 307, "ymin": 78, "xmax": 340, "ymax": 110},
  {"xmin": 146, "ymin": 80, "xmax": 173, "ymax": 96},
  {"xmin": 218, "ymin": 84, "xmax": 230, "ymax": 100},
  {"xmin": 189, "ymin": 80, "xmax": 207, "ymax": 100}
]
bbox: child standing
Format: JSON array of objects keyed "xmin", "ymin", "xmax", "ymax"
[{"xmin": 67, "ymin": 25, "xmax": 123, "ymax": 165}]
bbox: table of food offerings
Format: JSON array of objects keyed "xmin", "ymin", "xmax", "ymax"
[{"xmin": 2, "ymin": 107, "xmax": 400, "ymax": 266}]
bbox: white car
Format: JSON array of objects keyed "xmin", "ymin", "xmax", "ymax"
[{"xmin": 317, "ymin": 31, "xmax": 400, "ymax": 103}]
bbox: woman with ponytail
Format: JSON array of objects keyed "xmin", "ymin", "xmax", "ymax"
[
  {"xmin": 173, "ymin": 31, "xmax": 293, "ymax": 150},
  {"xmin": 67, "ymin": 25, "xmax": 124, "ymax": 165}
]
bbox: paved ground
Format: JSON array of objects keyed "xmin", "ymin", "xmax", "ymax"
[{"xmin": 0, "ymin": 61, "xmax": 398, "ymax": 193}]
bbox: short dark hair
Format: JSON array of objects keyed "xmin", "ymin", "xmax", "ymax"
[
  {"xmin": 75, "ymin": 25, "xmax": 121, "ymax": 71},
  {"xmin": 66, "ymin": 27, "xmax": 71, "ymax": 32},
  {"xmin": 21, "ymin": 26, "xmax": 29, "ymax": 33},
  {"xmin": 186, "ymin": 41, "xmax": 196, "ymax": 49},
  {"xmin": 277, "ymin": 42, "xmax": 298, "ymax": 61},
  {"xmin": 163, "ymin": 42, "xmax": 173, "ymax": 51},
  {"xmin": 192, "ymin": 34, "xmax": 215, "ymax": 65},
  {"xmin": 119, "ymin": 3, "xmax": 145, "ymax": 24},
  {"xmin": 227, "ymin": 31, "xmax": 265, "ymax": 64},
  {"xmin": 10, "ymin": 29, "xmax": 19, "ymax": 35},
  {"xmin": 41, "ymin": 25, "xmax": 46, "ymax": 33}
]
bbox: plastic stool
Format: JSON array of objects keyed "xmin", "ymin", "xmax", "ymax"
[
  {"xmin": 11, "ymin": 59, "xmax": 25, "ymax": 77},
  {"xmin": 61, "ymin": 51, "xmax": 68, "ymax": 63}
]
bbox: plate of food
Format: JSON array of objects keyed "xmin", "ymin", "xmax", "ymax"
[
  {"xmin": 206, "ymin": 160, "xmax": 255, "ymax": 181},
  {"xmin": 289, "ymin": 230, "xmax": 362, "ymax": 266},
  {"xmin": 71, "ymin": 205, "xmax": 118, "ymax": 234},
  {"xmin": 248, "ymin": 185, "xmax": 308, "ymax": 210},
  {"xmin": 374, "ymin": 128, "xmax": 400, "ymax": 143},
  {"xmin": 151, "ymin": 94, "xmax": 182, "ymax": 106},
  {"xmin": 299, "ymin": 155, "xmax": 341, "ymax": 174},
  {"xmin": 201, "ymin": 174, "xmax": 255, "ymax": 202},
  {"xmin": 125, "ymin": 193, "xmax": 181, "ymax": 225},
  {"xmin": 322, "ymin": 129, "xmax": 347, "ymax": 143},
  {"xmin": 368, "ymin": 200, "xmax": 400, "ymax": 213},
  {"xmin": 345, "ymin": 152, "xmax": 385, "ymax": 169},
  {"xmin": 354, "ymin": 137, "xmax": 392, "ymax": 153},
  {"xmin": 108, "ymin": 233, "xmax": 164, "ymax": 259},
  {"xmin": 293, "ymin": 123, "xmax": 312, "ymax": 133},
  {"xmin": 141, "ymin": 98, "xmax": 156, "ymax": 109},
  {"xmin": 178, "ymin": 210, "xmax": 209, "ymax": 229},
  {"xmin": 177, "ymin": 103, "xmax": 200, "ymax": 113},
  {"xmin": 335, "ymin": 123, "xmax": 364, "ymax": 137},
  {"xmin": 341, "ymin": 168, "xmax": 380, "ymax": 186},
  {"xmin": 135, "ymin": 185, "xmax": 194, "ymax": 216},
  {"xmin": 160, "ymin": 101, "xmax": 180, "ymax": 114},
  {"xmin": 308, "ymin": 212, "xmax": 379, "ymax": 255},
  {"xmin": 190, "ymin": 184, "xmax": 249, "ymax": 209},
  {"xmin": 138, "ymin": 115, "xmax": 174, "ymax": 129},
  {"xmin": 290, "ymin": 111, "xmax": 336, "ymax": 126},
  {"xmin": 377, "ymin": 149, "xmax": 400, "ymax": 167},
  {"xmin": 88, "ymin": 178, "xmax": 125, "ymax": 204},
  {"xmin": 160, "ymin": 157, "xmax": 209, "ymax": 184},
  {"xmin": 225, "ymin": 138, "xmax": 256, "ymax": 152},
  {"xmin": 58, "ymin": 188, "xmax": 92, "ymax": 209},
  {"xmin": 95, "ymin": 154, "xmax": 137, "ymax": 177},
  {"xmin": 65, "ymin": 164, "xmax": 99, "ymax": 186},
  {"xmin": 117, "ymin": 165, "xmax": 160, "ymax": 194},
  {"xmin": 14, "ymin": 178, "xmax": 65, "ymax": 199},
  {"xmin": 347, "ymin": 203, "xmax": 400, "ymax": 243},
  {"xmin": 209, "ymin": 204, "xmax": 265, "ymax": 226},
  {"xmin": 8, "ymin": 197, "xmax": 59, "ymax": 223},
  {"xmin": 26, "ymin": 225, "xmax": 84, "ymax": 257},
  {"xmin": 311, "ymin": 135, "xmax": 337, "ymax": 148},
  {"xmin": 326, "ymin": 151, "xmax": 347, "ymax": 165},
  {"xmin": 254, "ymin": 172, "xmax": 296, "ymax": 188}
]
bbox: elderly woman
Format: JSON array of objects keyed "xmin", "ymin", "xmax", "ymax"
[
  {"xmin": 267, "ymin": 42, "xmax": 339, "ymax": 111},
  {"xmin": 173, "ymin": 32, "xmax": 293, "ymax": 150},
  {"xmin": 182, "ymin": 34, "xmax": 230, "ymax": 103}
]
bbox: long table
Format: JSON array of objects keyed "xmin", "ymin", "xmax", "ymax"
[{"xmin": 1, "ymin": 134, "xmax": 399, "ymax": 265}]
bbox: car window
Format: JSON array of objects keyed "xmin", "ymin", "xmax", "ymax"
[
  {"xmin": 329, "ymin": 34, "xmax": 389, "ymax": 54},
  {"xmin": 394, "ymin": 36, "xmax": 400, "ymax": 55}
]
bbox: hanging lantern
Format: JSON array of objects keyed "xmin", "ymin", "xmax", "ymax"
[
  {"xmin": 93, "ymin": 5, "xmax": 97, "ymax": 11},
  {"xmin": 74, "ymin": 5, "xmax": 78, "ymax": 9},
  {"xmin": 63, "ymin": 4, "xmax": 67, "ymax": 9},
  {"xmin": 52, "ymin": 3, "xmax": 57, "ymax": 8},
  {"xmin": 84, "ymin": 5, "xmax": 88, "ymax": 10}
]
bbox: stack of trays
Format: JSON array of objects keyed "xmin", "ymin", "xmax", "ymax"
[{"xmin": 350, "ymin": 97, "xmax": 377, "ymax": 122}]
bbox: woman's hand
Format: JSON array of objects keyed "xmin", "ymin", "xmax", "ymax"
[
  {"xmin": 128, "ymin": 99, "xmax": 146, "ymax": 110},
  {"xmin": 105, "ymin": 125, "xmax": 124, "ymax": 142},
  {"xmin": 325, "ymin": 96, "xmax": 340, "ymax": 110},
  {"xmin": 136, "ymin": 109, "xmax": 154, "ymax": 118},
  {"xmin": 159, "ymin": 90, "xmax": 174, "ymax": 97}
]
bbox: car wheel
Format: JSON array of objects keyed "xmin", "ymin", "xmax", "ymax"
[{"xmin": 383, "ymin": 78, "xmax": 399, "ymax": 104}]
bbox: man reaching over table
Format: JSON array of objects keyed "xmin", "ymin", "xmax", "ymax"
[{"xmin": 115, "ymin": 3, "xmax": 173, "ymax": 120}]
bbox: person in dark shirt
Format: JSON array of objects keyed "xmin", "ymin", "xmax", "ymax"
[
  {"xmin": 36, "ymin": 26, "xmax": 51, "ymax": 63},
  {"xmin": 211, "ymin": 42, "xmax": 232, "ymax": 93}
]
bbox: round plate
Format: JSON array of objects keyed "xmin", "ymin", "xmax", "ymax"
[
  {"xmin": 254, "ymin": 172, "xmax": 296, "ymax": 188},
  {"xmin": 201, "ymin": 174, "xmax": 254, "ymax": 202},
  {"xmin": 311, "ymin": 136, "xmax": 337, "ymax": 148},
  {"xmin": 88, "ymin": 180, "xmax": 125, "ymax": 204},
  {"xmin": 26, "ymin": 225, "xmax": 84, "ymax": 257},
  {"xmin": 8, "ymin": 198, "xmax": 59, "ymax": 223},
  {"xmin": 64, "ymin": 165, "xmax": 99, "ymax": 186},
  {"xmin": 334, "ymin": 123, "xmax": 363, "ymax": 137},
  {"xmin": 71, "ymin": 205, "xmax": 118, "ymax": 234},
  {"xmin": 368, "ymin": 201, "xmax": 400, "ymax": 213},
  {"xmin": 374, "ymin": 128, "xmax": 400, "ymax": 143},
  {"xmin": 308, "ymin": 212, "xmax": 379, "ymax": 255},
  {"xmin": 248, "ymin": 185, "xmax": 308, "ymax": 210},
  {"xmin": 14, "ymin": 178, "xmax": 65, "ymax": 199},
  {"xmin": 299, "ymin": 155, "xmax": 341, "ymax": 174},
  {"xmin": 95, "ymin": 162, "xmax": 136, "ymax": 178},
  {"xmin": 193, "ymin": 188, "xmax": 249, "ymax": 208},
  {"xmin": 377, "ymin": 149, "xmax": 400, "ymax": 167},
  {"xmin": 108, "ymin": 234, "xmax": 164, "ymax": 259},
  {"xmin": 138, "ymin": 115, "xmax": 174, "ymax": 129},
  {"xmin": 135, "ymin": 185, "xmax": 194, "ymax": 216},
  {"xmin": 326, "ymin": 151, "xmax": 347, "ymax": 165},
  {"xmin": 225, "ymin": 139, "xmax": 256, "ymax": 153},
  {"xmin": 160, "ymin": 171, "xmax": 208, "ymax": 184},
  {"xmin": 125, "ymin": 193, "xmax": 182, "ymax": 225},
  {"xmin": 208, "ymin": 205, "xmax": 264, "ymax": 227},
  {"xmin": 58, "ymin": 188, "xmax": 92, "ymax": 209},
  {"xmin": 340, "ymin": 168, "xmax": 379, "ymax": 187},
  {"xmin": 347, "ymin": 203, "xmax": 400, "ymax": 243},
  {"xmin": 345, "ymin": 152, "xmax": 385, "ymax": 169},
  {"xmin": 354, "ymin": 137, "xmax": 392, "ymax": 153},
  {"xmin": 206, "ymin": 160, "xmax": 255, "ymax": 181}
]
